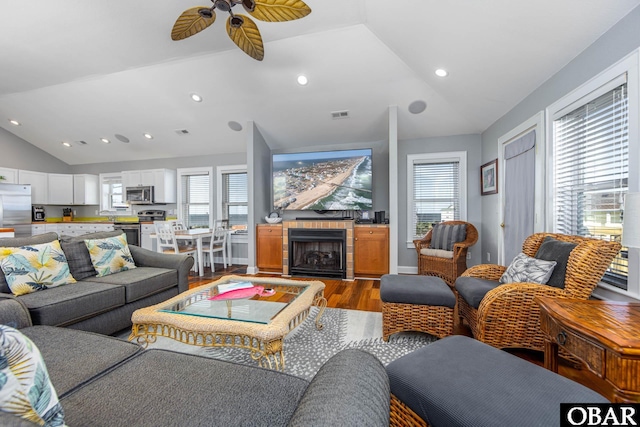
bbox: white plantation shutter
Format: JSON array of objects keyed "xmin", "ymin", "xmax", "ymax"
[
  {"xmin": 552, "ymin": 77, "xmax": 628, "ymax": 288},
  {"xmin": 180, "ymin": 173, "xmax": 210, "ymax": 228},
  {"xmin": 222, "ymin": 172, "xmax": 248, "ymax": 227},
  {"xmin": 411, "ymin": 160, "xmax": 461, "ymax": 239}
]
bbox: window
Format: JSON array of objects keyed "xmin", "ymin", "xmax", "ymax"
[
  {"xmin": 217, "ymin": 165, "xmax": 248, "ymax": 228},
  {"xmin": 99, "ymin": 173, "xmax": 128, "ymax": 212},
  {"xmin": 177, "ymin": 168, "xmax": 213, "ymax": 229},
  {"xmin": 406, "ymin": 152, "xmax": 467, "ymax": 246},
  {"xmin": 548, "ymin": 49, "xmax": 638, "ymax": 297}
]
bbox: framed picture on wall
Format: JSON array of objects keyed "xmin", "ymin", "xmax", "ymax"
[{"xmin": 481, "ymin": 159, "xmax": 498, "ymax": 196}]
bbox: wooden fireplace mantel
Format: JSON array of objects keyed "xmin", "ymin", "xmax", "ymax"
[{"xmin": 256, "ymin": 221, "xmax": 389, "ymax": 280}]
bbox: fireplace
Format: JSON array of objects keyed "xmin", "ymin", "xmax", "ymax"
[{"xmin": 289, "ymin": 228, "xmax": 347, "ymax": 279}]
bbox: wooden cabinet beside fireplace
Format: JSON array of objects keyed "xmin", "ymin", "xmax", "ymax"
[
  {"xmin": 354, "ymin": 225, "xmax": 389, "ymax": 277},
  {"xmin": 256, "ymin": 224, "xmax": 283, "ymax": 272}
]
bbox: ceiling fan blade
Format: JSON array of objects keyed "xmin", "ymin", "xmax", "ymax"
[
  {"xmin": 171, "ymin": 7, "xmax": 216, "ymax": 41},
  {"xmin": 244, "ymin": 0, "xmax": 311, "ymax": 22},
  {"xmin": 226, "ymin": 14, "xmax": 264, "ymax": 61}
]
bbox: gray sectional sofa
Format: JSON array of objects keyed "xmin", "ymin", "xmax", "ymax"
[
  {"xmin": 0, "ymin": 231, "xmax": 194, "ymax": 336},
  {"xmin": 0, "ymin": 298, "xmax": 390, "ymax": 427}
]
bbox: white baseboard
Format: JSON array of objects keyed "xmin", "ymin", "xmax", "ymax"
[{"xmin": 397, "ymin": 266, "xmax": 418, "ymax": 275}]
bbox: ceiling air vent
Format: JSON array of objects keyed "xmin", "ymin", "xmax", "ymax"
[
  {"xmin": 175, "ymin": 129, "xmax": 190, "ymax": 136},
  {"xmin": 77, "ymin": 140, "xmax": 88, "ymax": 145},
  {"xmin": 331, "ymin": 110, "xmax": 349, "ymax": 120}
]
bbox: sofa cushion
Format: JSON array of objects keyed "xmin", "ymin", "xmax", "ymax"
[
  {"xmin": 59, "ymin": 231, "xmax": 123, "ymax": 281},
  {"xmin": 82, "ymin": 267, "xmax": 177, "ymax": 303},
  {"xmin": 60, "ymin": 349, "xmax": 309, "ymax": 427},
  {"xmin": 0, "ymin": 240, "xmax": 77, "ymax": 296},
  {"xmin": 20, "ymin": 325, "xmax": 142, "ymax": 398},
  {"xmin": 429, "ymin": 224, "xmax": 467, "ymax": 251},
  {"xmin": 17, "ymin": 281, "xmax": 124, "ymax": 327},
  {"xmin": 454, "ymin": 276, "xmax": 501, "ymax": 309},
  {"xmin": 0, "ymin": 233, "xmax": 59, "ymax": 294},
  {"xmin": 499, "ymin": 252, "xmax": 556, "ymax": 284},
  {"xmin": 534, "ymin": 236, "xmax": 577, "ymax": 289},
  {"xmin": 386, "ymin": 335, "xmax": 608, "ymax": 427},
  {"xmin": 84, "ymin": 234, "xmax": 136, "ymax": 277},
  {"xmin": 0, "ymin": 325, "xmax": 65, "ymax": 426}
]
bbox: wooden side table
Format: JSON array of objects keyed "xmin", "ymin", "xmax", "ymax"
[{"xmin": 536, "ymin": 297, "xmax": 640, "ymax": 403}]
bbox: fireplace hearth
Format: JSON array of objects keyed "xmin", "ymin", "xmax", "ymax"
[{"xmin": 289, "ymin": 228, "xmax": 346, "ymax": 279}]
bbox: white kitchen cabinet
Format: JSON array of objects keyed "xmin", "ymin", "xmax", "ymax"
[
  {"xmin": 121, "ymin": 168, "xmax": 176, "ymax": 203},
  {"xmin": 44, "ymin": 224, "xmax": 59, "ymax": 236},
  {"xmin": 0, "ymin": 167, "xmax": 19, "ymax": 183},
  {"xmin": 18, "ymin": 170, "xmax": 48, "ymax": 204},
  {"xmin": 73, "ymin": 174, "xmax": 99, "ymax": 205},
  {"xmin": 48, "ymin": 173, "xmax": 74, "ymax": 205},
  {"xmin": 141, "ymin": 224, "xmax": 155, "ymax": 251},
  {"xmin": 152, "ymin": 169, "xmax": 176, "ymax": 203},
  {"xmin": 31, "ymin": 224, "xmax": 46, "ymax": 236}
]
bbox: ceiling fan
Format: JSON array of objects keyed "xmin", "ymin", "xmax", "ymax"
[{"xmin": 171, "ymin": 0, "xmax": 312, "ymax": 61}]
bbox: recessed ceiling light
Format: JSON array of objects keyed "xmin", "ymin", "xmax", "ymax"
[
  {"xmin": 100, "ymin": 138, "xmax": 110, "ymax": 144},
  {"xmin": 190, "ymin": 93, "xmax": 203, "ymax": 102},
  {"xmin": 228, "ymin": 121, "xmax": 243, "ymax": 132},
  {"xmin": 143, "ymin": 133, "xmax": 154, "ymax": 140},
  {"xmin": 435, "ymin": 69, "xmax": 448, "ymax": 77},
  {"xmin": 408, "ymin": 100, "xmax": 427, "ymax": 114},
  {"xmin": 297, "ymin": 75, "xmax": 308, "ymax": 86},
  {"xmin": 9, "ymin": 119, "xmax": 20, "ymax": 126},
  {"xmin": 61, "ymin": 142, "xmax": 72, "ymax": 148}
]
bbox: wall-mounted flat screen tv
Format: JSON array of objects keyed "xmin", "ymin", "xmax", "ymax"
[{"xmin": 273, "ymin": 148, "xmax": 373, "ymax": 211}]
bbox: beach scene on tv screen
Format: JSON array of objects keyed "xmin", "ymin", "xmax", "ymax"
[{"xmin": 273, "ymin": 149, "xmax": 373, "ymax": 211}]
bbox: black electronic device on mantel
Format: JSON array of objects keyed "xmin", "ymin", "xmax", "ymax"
[{"xmin": 374, "ymin": 211, "xmax": 385, "ymax": 224}]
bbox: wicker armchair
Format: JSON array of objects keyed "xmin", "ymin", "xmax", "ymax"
[
  {"xmin": 457, "ymin": 233, "xmax": 621, "ymax": 353},
  {"xmin": 413, "ymin": 221, "xmax": 478, "ymax": 286}
]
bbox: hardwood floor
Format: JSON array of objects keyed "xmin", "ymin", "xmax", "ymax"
[{"xmin": 188, "ymin": 266, "xmax": 614, "ymax": 401}]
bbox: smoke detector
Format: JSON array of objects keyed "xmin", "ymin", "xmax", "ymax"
[{"xmin": 175, "ymin": 129, "xmax": 190, "ymax": 135}]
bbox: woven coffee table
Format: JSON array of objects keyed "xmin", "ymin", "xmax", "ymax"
[{"xmin": 129, "ymin": 275, "xmax": 326, "ymax": 370}]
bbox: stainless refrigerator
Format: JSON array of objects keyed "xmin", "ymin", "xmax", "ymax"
[{"xmin": 0, "ymin": 183, "xmax": 32, "ymax": 238}]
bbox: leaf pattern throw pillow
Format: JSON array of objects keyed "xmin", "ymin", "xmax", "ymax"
[
  {"xmin": 499, "ymin": 252, "xmax": 557, "ymax": 285},
  {"xmin": 0, "ymin": 240, "xmax": 76, "ymax": 296},
  {"xmin": 84, "ymin": 233, "xmax": 136, "ymax": 277},
  {"xmin": 0, "ymin": 325, "xmax": 66, "ymax": 426}
]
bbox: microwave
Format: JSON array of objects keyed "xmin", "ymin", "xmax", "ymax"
[{"xmin": 125, "ymin": 186, "xmax": 154, "ymax": 204}]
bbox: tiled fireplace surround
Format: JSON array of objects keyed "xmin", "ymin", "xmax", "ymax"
[{"xmin": 282, "ymin": 220, "xmax": 354, "ymax": 280}]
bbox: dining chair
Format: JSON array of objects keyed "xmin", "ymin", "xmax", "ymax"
[
  {"xmin": 207, "ymin": 226, "xmax": 228, "ymax": 272},
  {"xmin": 154, "ymin": 221, "xmax": 198, "ymax": 272}
]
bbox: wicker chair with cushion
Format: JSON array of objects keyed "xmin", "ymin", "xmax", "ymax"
[
  {"xmin": 413, "ymin": 221, "xmax": 478, "ymax": 286},
  {"xmin": 455, "ymin": 233, "xmax": 621, "ymax": 353}
]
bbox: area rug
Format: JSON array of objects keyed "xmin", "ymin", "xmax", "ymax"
[{"xmin": 121, "ymin": 307, "xmax": 435, "ymax": 380}]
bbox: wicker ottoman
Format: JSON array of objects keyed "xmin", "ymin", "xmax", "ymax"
[{"xmin": 380, "ymin": 274, "xmax": 455, "ymax": 341}]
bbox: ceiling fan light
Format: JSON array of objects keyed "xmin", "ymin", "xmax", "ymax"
[{"xmin": 214, "ymin": 0, "xmax": 231, "ymax": 13}]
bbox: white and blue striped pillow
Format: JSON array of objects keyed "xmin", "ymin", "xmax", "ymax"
[{"xmin": 429, "ymin": 224, "xmax": 467, "ymax": 251}]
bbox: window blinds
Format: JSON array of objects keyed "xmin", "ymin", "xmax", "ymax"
[
  {"xmin": 222, "ymin": 172, "xmax": 248, "ymax": 226},
  {"xmin": 553, "ymin": 80, "xmax": 628, "ymax": 287},
  {"xmin": 411, "ymin": 161, "xmax": 460, "ymax": 238},
  {"xmin": 180, "ymin": 173, "xmax": 210, "ymax": 228}
]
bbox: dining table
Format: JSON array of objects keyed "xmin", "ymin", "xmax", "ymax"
[{"xmin": 150, "ymin": 228, "xmax": 234, "ymax": 277}]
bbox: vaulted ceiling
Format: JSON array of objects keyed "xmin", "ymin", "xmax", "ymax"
[{"xmin": 1, "ymin": 1, "xmax": 638, "ymax": 165}]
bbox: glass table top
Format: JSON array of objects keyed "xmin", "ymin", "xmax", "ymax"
[{"xmin": 158, "ymin": 279, "xmax": 308, "ymax": 324}]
